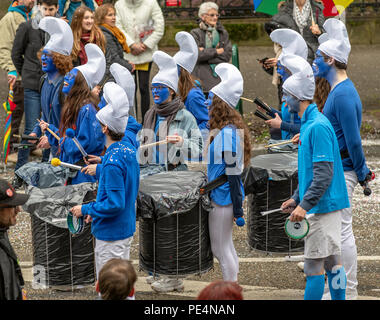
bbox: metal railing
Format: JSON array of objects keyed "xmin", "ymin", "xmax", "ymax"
[{"xmin": 159, "ymin": 0, "xmax": 380, "ymax": 20}]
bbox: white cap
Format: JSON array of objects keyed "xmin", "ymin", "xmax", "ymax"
[
  {"xmin": 318, "ymin": 18, "xmax": 351, "ymax": 64},
  {"xmin": 96, "ymin": 82, "xmax": 129, "ymax": 134},
  {"xmin": 110, "ymin": 63, "xmax": 135, "ymax": 107},
  {"xmin": 76, "ymin": 44, "xmax": 106, "ymax": 89},
  {"xmin": 39, "ymin": 17, "xmax": 73, "ymax": 56},
  {"xmin": 151, "ymin": 51, "xmax": 178, "ymax": 93},
  {"xmin": 282, "ymin": 54, "xmax": 315, "ymax": 101},
  {"xmin": 210, "ymin": 63, "xmax": 243, "ymax": 108},
  {"xmin": 173, "ymin": 31, "xmax": 198, "ymax": 73},
  {"xmin": 270, "ymin": 28, "xmax": 308, "ymax": 61}
]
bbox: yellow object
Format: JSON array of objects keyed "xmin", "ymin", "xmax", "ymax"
[
  {"xmin": 51, "ymin": 158, "xmax": 61, "ymax": 167},
  {"xmin": 134, "ymin": 62, "xmax": 150, "ymax": 71},
  {"xmin": 334, "ymin": 0, "xmax": 354, "ymax": 15}
]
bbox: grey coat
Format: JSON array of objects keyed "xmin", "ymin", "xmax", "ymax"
[
  {"xmin": 270, "ymin": 0, "xmax": 325, "ymax": 64},
  {"xmin": 190, "ymin": 21, "xmax": 232, "ymax": 92}
]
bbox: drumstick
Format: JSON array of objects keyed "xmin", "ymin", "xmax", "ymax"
[
  {"xmin": 139, "ymin": 140, "xmax": 169, "ymax": 149},
  {"xmin": 311, "ymin": 10, "xmax": 316, "ymax": 26},
  {"xmin": 241, "ymin": 97, "xmax": 254, "ymax": 103},
  {"xmin": 36, "ymin": 119, "xmax": 60, "ymax": 141},
  {"xmin": 264, "ymin": 139, "xmax": 294, "ymax": 148}
]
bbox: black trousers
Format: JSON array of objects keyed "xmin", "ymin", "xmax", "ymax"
[
  {"xmin": 134, "ymin": 62, "xmax": 152, "ymax": 122},
  {"xmin": 10, "ymin": 80, "xmax": 24, "ymax": 148}
]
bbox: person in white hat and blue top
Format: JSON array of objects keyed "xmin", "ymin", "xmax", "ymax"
[
  {"xmin": 261, "ymin": 28, "xmax": 307, "ymax": 141},
  {"xmin": 312, "ymin": 18, "xmax": 372, "ymax": 300},
  {"xmin": 173, "ymin": 31, "xmax": 209, "ymax": 143},
  {"xmin": 141, "ymin": 50, "xmax": 203, "ymax": 173},
  {"xmin": 70, "ymin": 82, "xmax": 139, "ymax": 297},
  {"xmin": 205, "ymin": 63, "xmax": 251, "ymax": 282},
  {"xmin": 280, "ymin": 53, "xmax": 349, "ymax": 300},
  {"xmin": 39, "ymin": 43, "xmax": 105, "ymax": 185}
]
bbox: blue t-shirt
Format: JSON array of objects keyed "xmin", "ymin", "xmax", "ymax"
[
  {"xmin": 82, "ymin": 141, "xmax": 140, "ymax": 241},
  {"xmin": 207, "ymin": 125, "xmax": 244, "ymax": 206},
  {"xmin": 298, "ymin": 104, "xmax": 349, "ymax": 214},
  {"xmin": 322, "ymin": 78, "xmax": 369, "ymax": 181}
]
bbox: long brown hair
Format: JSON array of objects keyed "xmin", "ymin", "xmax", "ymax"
[
  {"xmin": 314, "ymin": 77, "xmax": 331, "ymax": 112},
  {"xmin": 94, "ymin": 3, "xmax": 115, "ymax": 25},
  {"xmin": 208, "ymin": 95, "xmax": 252, "ymax": 168},
  {"xmin": 178, "ymin": 67, "xmax": 200, "ymax": 102},
  {"xmin": 59, "ymin": 69, "xmax": 98, "ymax": 137},
  {"xmin": 70, "ymin": 6, "xmax": 106, "ymax": 61}
]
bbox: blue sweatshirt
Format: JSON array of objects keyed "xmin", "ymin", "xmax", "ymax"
[
  {"xmin": 269, "ymin": 102, "xmax": 301, "ymax": 140},
  {"xmin": 48, "ymin": 103, "xmax": 105, "ymax": 184},
  {"xmin": 82, "ymin": 141, "xmax": 140, "ymax": 241},
  {"xmin": 323, "ymin": 78, "xmax": 369, "ymax": 181},
  {"xmin": 184, "ymin": 86, "xmax": 209, "ymax": 132},
  {"xmin": 32, "ymin": 75, "xmax": 64, "ymax": 157}
]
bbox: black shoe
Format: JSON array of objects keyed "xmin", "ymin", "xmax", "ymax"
[{"xmin": 12, "ymin": 175, "xmax": 24, "ymax": 190}]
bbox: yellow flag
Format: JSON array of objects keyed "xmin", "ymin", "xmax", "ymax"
[{"xmin": 334, "ymin": 0, "xmax": 354, "ymax": 15}]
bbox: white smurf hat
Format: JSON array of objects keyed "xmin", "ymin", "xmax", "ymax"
[
  {"xmin": 282, "ymin": 54, "xmax": 315, "ymax": 101},
  {"xmin": 110, "ymin": 63, "xmax": 135, "ymax": 107},
  {"xmin": 210, "ymin": 63, "xmax": 243, "ymax": 108},
  {"xmin": 96, "ymin": 82, "xmax": 129, "ymax": 134},
  {"xmin": 76, "ymin": 44, "xmax": 106, "ymax": 89},
  {"xmin": 173, "ymin": 31, "xmax": 198, "ymax": 73},
  {"xmin": 151, "ymin": 51, "xmax": 179, "ymax": 93},
  {"xmin": 318, "ymin": 18, "xmax": 351, "ymax": 64},
  {"xmin": 39, "ymin": 17, "xmax": 73, "ymax": 56},
  {"xmin": 270, "ymin": 28, "xmax": 308, "ymax": 61}
]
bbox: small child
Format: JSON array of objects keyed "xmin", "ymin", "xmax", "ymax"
[{"xmin": 96, "ymin": 258, "xmax": 137, "ymax": 300}]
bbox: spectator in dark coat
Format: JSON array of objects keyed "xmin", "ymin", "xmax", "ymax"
[
  {"xmin": 190, "ymin": 2, "xmax": 232, "ymax": 94},
  {"xmin": 95, "ymin": 2, "xmax": 134, "ymax": 83},
  {"xmin": 266, "ymin": 0, "xmax": 325, "ymax": 64}
]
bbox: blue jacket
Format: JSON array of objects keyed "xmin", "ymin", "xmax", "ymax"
[
  {"xmin": 32, "ymin": 75, "xmax": 64, "ymax": 157},
  {"xmin": 58, "ymin": 0, "xmax": 95, "ymax": 24},
  {"xmin": 322, "ymin": 78, "xmax": 369, "ymax": 181},
  {"xmin": 48, "ymin": 103, "xmax": 105, "ymax": 184},
  {"xmin": 270, "ymin": 102, "xmax": 301, "ymax": 140},
  {"xmin": 82, "ymin": 141, "xmax": 140, "ymax": 241},
  {"xmin": 184, "ymin": 86, "xmax": 209, "ymax": 132}
]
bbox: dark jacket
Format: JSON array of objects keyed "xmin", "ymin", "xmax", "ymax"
[
  {"xmin": 190, "ymin": 21, "xmax": 232, "ymax": 92},
  {"xmin": 100, "ymin": 25, "xmax": 133, "ymax": 81},
  {"xmin": 11, "ymin": 19, "xmax": 46, "ymax": 91},
  {"xmin": 0, "ymin": 227, "xmax": 24, "ymax": 300},
  {"xmin": 268, "ymin": 0, "xmax": 325, "ymax": 64}
]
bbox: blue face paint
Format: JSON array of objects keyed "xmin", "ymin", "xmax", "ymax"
[
  {"xmin": 62, "ymin": 68, "xmax": 78, "ymax": 95},
  {"xmin": 312, "ymin": 50, "xmax": 332, "ymax": 78},
  {"xmin": 204, "ymin": 91, "xmax": 214, "ymax": 108},
  {"xmin": 151, "ymin": 83, "xmax": 170, "ymax": 105},
  {"xmin": 177, "ymin": 65, "xmax": 181, "ymax": 76},
  {"xmin": 283, "ymin": 92, "xmax": 300, "ymax": 114},
  {"xmin": 277, "ymin": 61, "xmax": 290, "ymax": 81},
  {"xmin": 41, "ymin": 49, "xmax": 57, "ymax": 74}
]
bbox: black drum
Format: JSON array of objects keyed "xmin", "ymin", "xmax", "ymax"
[
  {"xmin": 137, "ymin": 171, "xmax": 213, "ymax": 276},
  {"xmin": 243, "ymin": 153, "xmax": 304, "ymax": 254}
]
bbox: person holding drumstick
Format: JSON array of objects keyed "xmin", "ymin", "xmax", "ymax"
[
  {"xmin": 205, "ymin": 63, "xmax": 251, "ymax": 282},
  {"xmin": 279, "ymin": 54, "xmax": 349, "ymax": 300},
  {"xmin": 39, "ymin": 43, "xmax": 105, "ymax": 184}
]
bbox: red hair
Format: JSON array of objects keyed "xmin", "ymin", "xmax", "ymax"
[{"xmin": 197, "ymin": 280, "xmax": 243, "ymax": 300}]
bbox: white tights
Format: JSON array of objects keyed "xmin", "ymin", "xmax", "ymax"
[{"xmin": 208, "ymin": 202, "xmax": 239, "ymax": 282}]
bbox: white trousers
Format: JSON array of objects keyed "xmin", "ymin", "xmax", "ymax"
[
  {"xmin": 208, "ymin": 202, "xmax": 239, "ymax": 282},
  {"xmin": 95, "ymin": 237, "xmax": 133, "ymax": 280},
  {"xmin": 341, "ymin": 170, "xmax": 358, "ymax": 297}
]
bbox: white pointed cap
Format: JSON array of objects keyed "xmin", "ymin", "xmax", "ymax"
[
  {"xmin": 318, "ymin": 18, "xmax": 351, "ymax": 64},
  {"xmin": 270, "ymin": 28, "xmax": 308, "ymax": 61},
  {"xmin": 210, "ymin": 63, "xmax": 243, "ymax": 108},
  {"xmin": 110, "ymin": 63, "xmax": 135, "ymax": 107},
  {"xmin": 76, "ymin": 44, "xmax": 106, "ymax": 89},
  {"xmin": 151, "ymin": 51, "xmax": 178, "ymax": 92},
  {"xmin": 96, "ymin": 82, "xmax": 129, "ymax": 134},
  {"xmin": 39, "ymin": 17, "xmax": 73, "ymax": 56},
  {"xmin": 173, "ymin": 31, "xmax": 198, "ymax": 73},
  {"xmin": 282, "ymin": 54, "xmax": 315, "ymax": 101}
]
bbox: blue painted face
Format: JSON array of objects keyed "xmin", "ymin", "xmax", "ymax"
[
  {"xmin": 151, "ymin": 83, "xmax": 170, "ymax": 105},
  {"xmin": 204, "ymin": 91, "xmax": 214, "ymax": 108},
  {"xmin": 177, "ymin": 65, "xmax": 182, "ymax": 76},
  {"xmin": 62, "ymin": 68, "xmax": 78, "ymax": 94},
  {"xmin": 283, "ymin": 91, "xmax": 300, "ymax": 114},
  {"xmin": 41, "ymin": 49, "xmax": 57, "ymax": 74},
  {"xmin": 312, "ymin": 50, "xmax": 331, "ymax": 78},
  {"xmin": 277, "ymin": 61, "xmax": 290, "ymax": 81}
]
